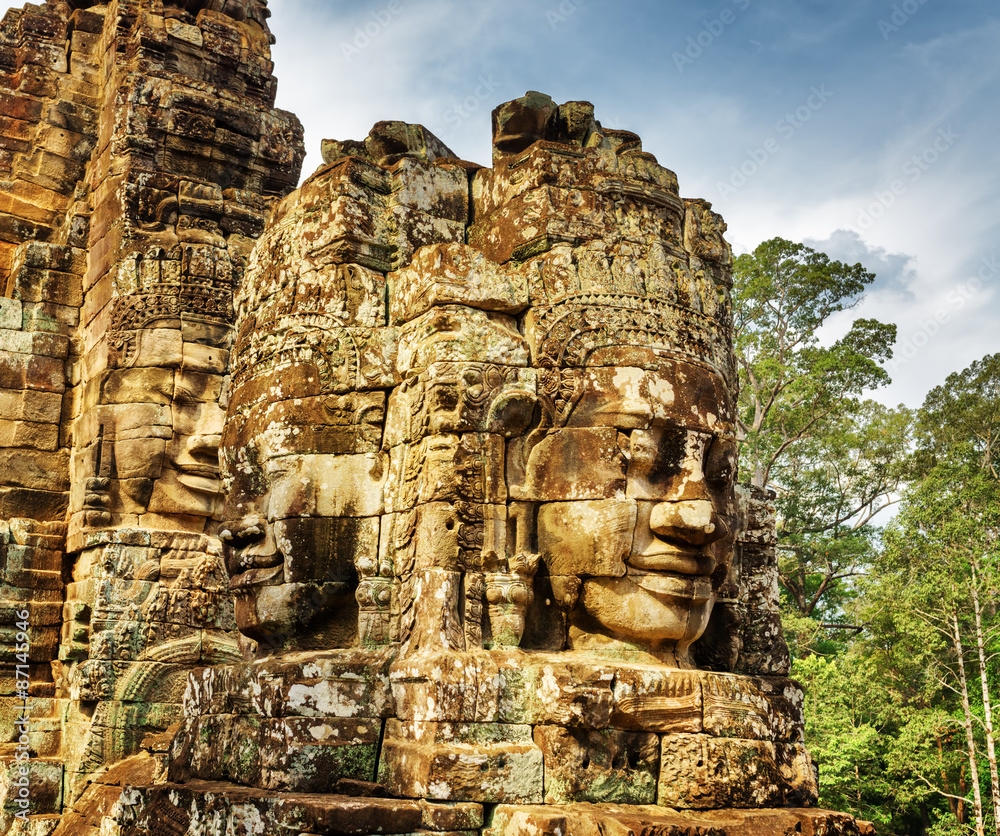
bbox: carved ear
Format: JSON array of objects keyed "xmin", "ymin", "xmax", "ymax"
[
  {"xmin": 486, "ymin": 390, "xmax": 536, "ymax": 437},
  {"xmin": 549, "ymin": 576, "xmax": 581, "ymax": 610}
]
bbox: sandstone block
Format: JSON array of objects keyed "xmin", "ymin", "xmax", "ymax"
[
  {"xmin": 387, "ymin": 206, "xmax": 466, "ymax": 270},
  {"xmin": 276, "ymin": 516, "xmax": 377, "ymax": 585},
  {"xmin": 736, "ymin": 607, "xmax": 791, "ymax": 677},
  {"xmin": 658, "ymin": 734, "xmax": 817, "ymax": 809},
  {"xmin": 265, "ymin": 453, "xmax": 384, "ymax": 519},
  {"xmin": 22, "ymin": 300, "xmax": 78, "ymax": 331},
  {"xmin": 390, "ymin": 158, "xmax": 469, "ymax": 220},
  {"xmin": 0, "ymin": 297, "xmax": 20, "ymax": 330},
  {"xmin": 739, "ymin": 545, "xmax": 781, "ymax": 609},
  {"xmin": 700, "ymin": 673, "xmax": 804, "ymax": 742},
  {"xmin": 495, "ymin": 654, "xmax": 613, "ymax": 728},
  {"xmin": 510, "ymin": 427, "xmax": 627, "ymax": 501},
  {"xmin": 92, "ymin": 367, "xmax": 175, "ymax": 405},
  {"xmin": 223, "ymin": 649, "xmax": 397, "ymax": 720},
  {"xmin": 534, "ymin": 725, "xmax": 659, "ymax": 805},
  {"xmin": 0, "ymin": 758, "xmax": 63, "ymax": 825},
  {"xmin": 611, "ymin": 667, "xmax": 702, "ymax": 733},
  {"xmin": 0, "ymin": 419, "xmax": 58, "ymax": 450},
  {"xmin": 260, "ymin": 717, "xmax": 380, "ymax": 792},
  {"xmin": 537, "ymin": 499, "xmax": 635, "ymax": 577},
  {"xmin": 380, "ymin": 719, "xmax": 544, "ymax": 803},
  {"xmin": 390, "ymin": 243, "xmax": 529, "ymax": 324},
  {"xmin": 0, "ymin": 389, "xmax": 62, "ymax": 423},
  {"xmin": 487, "ymin": 804, "xmax": 866, "ymax": 836},
  {"xmin": 469, "ymin": 186, "xmax": 607, "ymax": 265},
  {"xmin": 396, "ymin": 307, "xmax": 528, "ymax": 377},
  {"xmin": 181, "ymin": 340, "xmax": 229, "ymax": 374},
  {"xmin": 0, "ymin": 449, "xmax": 68, "ymax": 492},
  {"xmin": 420, "ymin": 800, "xmax": 485, "ymax": 832},
  {"xmin": 271, "ymin": 793, "xmax": 424, "ymax": 835},
  {"xmin": 0, "ymin": 329, "xmax": 68, "ymax": 358},
  {"xmin": 0, "ymin": 352, "xmax": 65, "ymax": 393},
  {"xmin": 390, "ymin": 650, "xmax": 499, "ymax": 723}
]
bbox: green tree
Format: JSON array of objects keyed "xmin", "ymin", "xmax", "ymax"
[
  {"xmin": 836, "ymin": 354, "xmax": 1000, "ymax": 835},
  {"xmin": 734, "ymin": 237, "xmax": 897, "ymax": 488},
  {"xmin": 917, "ymin": 353, "xmax": 1000, "ymax": 477},
  {"xmin": 776, "ymin": 400, "xmax": 912, "ymax": 625},
  {"xmin": 867, "ymin": 464, "xmax": 1000, "ymax": 836},
  {"xmin": 733, "ymin": 238, "xmax": 908, "ymax": 635}
]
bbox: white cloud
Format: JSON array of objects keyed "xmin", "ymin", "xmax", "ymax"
[{"xmin": 0, "ymin": 0, "xmax": 994, "ymax": 410}]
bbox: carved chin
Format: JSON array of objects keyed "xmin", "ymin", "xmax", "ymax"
[
  {"xmin": 233, "ymin": 582, "xmax": 356, "ymax": 651},
  {"xmin": 579, "ymin": 574, "xmax": 714, "ymax": 646},
  {"xmin": 233, "ymin": 586, "xmax": 295, "ymax": 644}
]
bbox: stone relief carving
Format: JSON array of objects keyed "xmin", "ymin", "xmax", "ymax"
[
  {"xmin": 131, "ymin": 92, "xmax": 833, "ymax": 834},
  {"xmin": 0, "ymin": 2, "xmax": 303, "ymax": 826},
  {"xmin": 0, "ymin": 2, "xmax": 865, "ymax": 829}
]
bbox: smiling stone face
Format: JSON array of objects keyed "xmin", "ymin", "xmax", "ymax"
[
  {"xmin": 220, "ymin": 376, "xmax": 387, "ymax": 652},
  {"xmin": 215, "ymin": 86, "xmax": 747, "ymax": 675},
  {"xmin": 510, "ymin": 361, "xmax": 737, "ymax": 666},
  {"xmin": 159, "ymin": 98, "xmax": 833, "ymax": 827},
  {"xmin": 145, "ymin": 373, "xmax": 227, "ymax": 520}
]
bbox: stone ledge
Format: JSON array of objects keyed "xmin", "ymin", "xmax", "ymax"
[{"xmin": 488, "ymin": 803, "xmax": 873, "ymax": 836}]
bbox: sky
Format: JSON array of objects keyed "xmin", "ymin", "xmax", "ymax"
[{"xmin": 5, "ymin": 0, "xmax": 998, "ymax": 409}]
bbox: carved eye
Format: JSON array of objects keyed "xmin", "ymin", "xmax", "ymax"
[
  {"xmin": 263, "ymin": 459, "xmax": 289, "ymax": 479},
  {"xmin": 705, "ymin": 437, "xmax": 737, "ymax": 489}
]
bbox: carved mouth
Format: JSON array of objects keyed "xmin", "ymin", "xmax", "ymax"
[
  {"xmin": 229, "ymin": 564, "xmax": 284, "ymax": 591},
  {"xmin": 626, "ymin": 568, "xmax": 712, "ymax": 602},
  {"xmin": 627, "ymin": 548, "xmax": 716, "ymax": 576},
  {"xmin": 176, "ymin": 472, "xmax": 221, "ymax": 493}
]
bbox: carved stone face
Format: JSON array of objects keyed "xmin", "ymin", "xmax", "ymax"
[
  {"xmin": 81, "ymin": 361, "xmax": 226, "ymax": 527},
  {"xmin": 523, "ymin": 363, "xmax": 737, "ymax": 664},
  {"xmin": 219, "ymin": 383, "xmax": 385, "ymax": 651},
  {"xmin": 145, "ymin": 373, "xmax": 226, "ymax": 520}
]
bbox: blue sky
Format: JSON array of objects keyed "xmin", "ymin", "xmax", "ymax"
[
  {"xmin": 4, "ymin": 0, "xmax": 997, "ymax": 408},
  {"xmin": 263, "ymin": 0, "xmax": 999, "ymax": 410}
]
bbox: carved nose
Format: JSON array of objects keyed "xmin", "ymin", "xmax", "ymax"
[
  {"xmin": 649, "ymin": 500, "xmax": 727, "ymax": 546},
  {"xmin": 186, "ymin": 434, "xmax": 222, "ymax": 461},
  {"xmin": 219, "ymin": 515, "xmax": 278, "ymax": 572}
]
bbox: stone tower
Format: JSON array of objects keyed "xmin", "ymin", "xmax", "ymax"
[
  {"xmin": 0, "ymin": 0, "xmax": 303, "ymax": 827},
  {"xmin": 0, "ymin": 4, "xmax": 870, "ymax": 835}
]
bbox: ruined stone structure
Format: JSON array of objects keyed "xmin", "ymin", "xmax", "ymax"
[
  {"xmin": 0, "ymin": 0, "xmax": 303, "ymax": 830},
  {"xmin": 0, "ymin": 2, "xmax": 870, "ymax": 834}
]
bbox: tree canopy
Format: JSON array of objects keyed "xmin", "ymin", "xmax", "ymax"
[{"xmin": 733, "ymin": 237, "xmax": 906, "ymax": 630}]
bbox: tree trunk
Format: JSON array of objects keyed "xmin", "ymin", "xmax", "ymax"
[
  {"xmin": 969, "ymin": 560, "xmax": 1000, "ymax": 828},
  {"xmin": 938, "ymin": 733, "xmax": 960, "ymax": 819},
  {"xmin": 952, "ymin": 611, "xmax": 986, "ymax": 836}
]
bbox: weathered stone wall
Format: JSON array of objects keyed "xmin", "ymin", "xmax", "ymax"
[
  {"xmin": 67, "ymin": 96, "xmax": 866, "ymax": 836},
  {"xmin": 0, "ymin": 1, "xmax": 304, "ymax": 830}
]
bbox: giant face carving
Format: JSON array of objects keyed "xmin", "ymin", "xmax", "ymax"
[
  {"xmin": 219, "ymin": 373, "xmax": 386, "ymax": 652},
  {"xmin": 518, "ymin": 363, "xmax": 738, "ymax": 665},
  {"xmin": 218, "ymin": 101, "xmax": 738, "ymax": 667},
  {"xmin": 78, "ymin": 339, "xmax": 228, "ymax": 531},
  {"xmin": 145, "ymin": 369, "xmax": 227, "ymax": 520}
]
